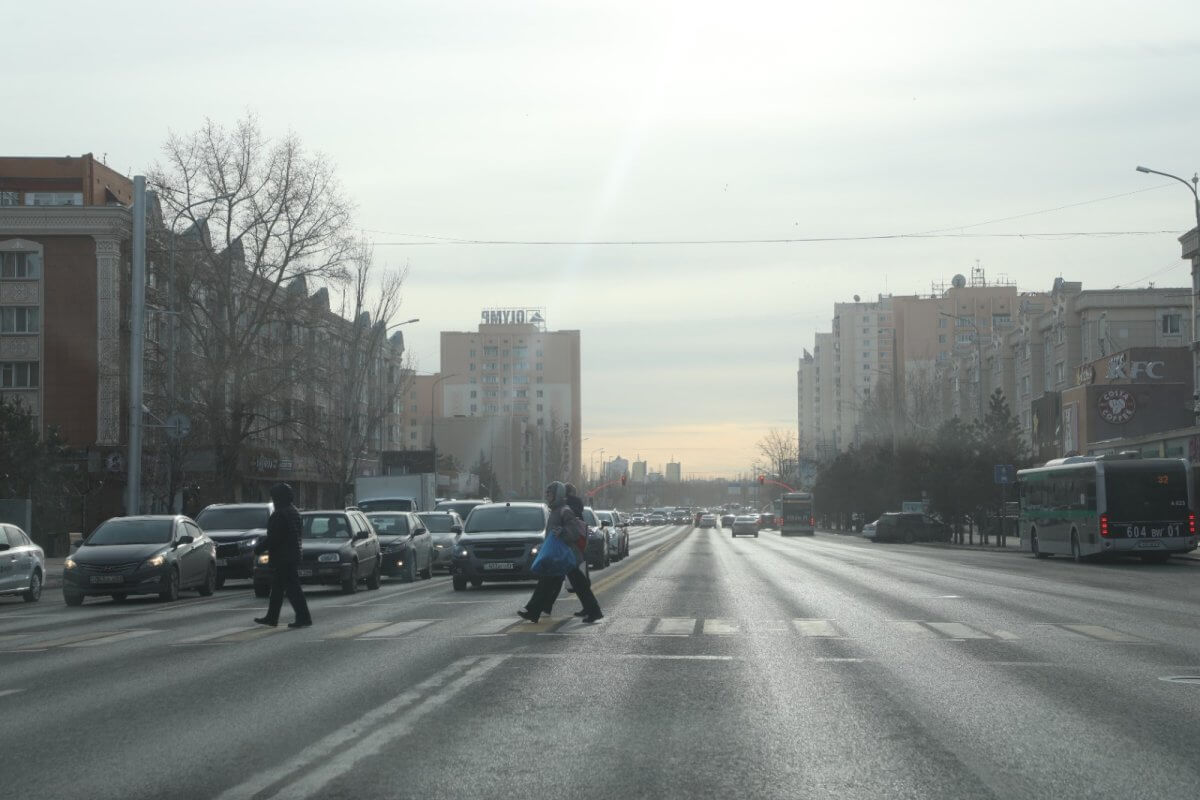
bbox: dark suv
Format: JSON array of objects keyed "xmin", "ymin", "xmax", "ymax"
[
  {"xmin": 195, "ymin": 503, "xmax": 272, "ymax": 588},
  {"xmin": 867, "ymin": 512, "xmax": 951, "ymax": 544},
  {"xmin": 451, "ymin": 502, "xmax": 548, "ymax": 591}
]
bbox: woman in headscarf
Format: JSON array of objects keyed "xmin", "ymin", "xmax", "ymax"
[{"xmin": 519, "ymin": 481, "xmax": 603, "ymax": 623}]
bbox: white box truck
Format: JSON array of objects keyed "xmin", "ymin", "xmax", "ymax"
[{"xmin": 354, "ymin": 474, "xmax": 436, "ymax": 513}]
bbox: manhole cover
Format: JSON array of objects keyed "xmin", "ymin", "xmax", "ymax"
[{"xmin": 1158, "ymin": 676, "xmax": 1200, "ymax": 685}]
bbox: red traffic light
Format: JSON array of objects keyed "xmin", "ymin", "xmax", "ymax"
[
  {"xmin": 620, "ymin": 474, "xmax": 627, "ymax": 486},
  {"xmin": 758, "ymin": 475, "xmax": 765, "ymax": 485}
]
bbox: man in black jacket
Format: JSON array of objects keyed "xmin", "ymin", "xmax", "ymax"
[{"xmin": 254, "ymin": 483, "xmax": 313, "ymax": 629}]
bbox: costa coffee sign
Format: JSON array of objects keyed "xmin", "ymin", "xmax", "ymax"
[{"xmin": 1097, "ymin": 388, "xmax": 1136, "ymax": 424}]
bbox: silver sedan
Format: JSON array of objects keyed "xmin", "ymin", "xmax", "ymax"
[{"xmin": 0, "ymin": 524, "xmax": 45, "ymax": 602}]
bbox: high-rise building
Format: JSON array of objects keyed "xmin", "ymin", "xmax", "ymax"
[
  {"xmin": 606, "ymin": 455, "xmax": 629, "ymax": 480},
  {"xmin": 631, "ymin": 460, "xmax": 647, "ymax": 482},
  {"xmin": 435, "ymin": 310, "xmax": 581, "ymax": 493},
  {"xmin": 665, "ymin": 462, "xmax": 681, "ymax": 483}
]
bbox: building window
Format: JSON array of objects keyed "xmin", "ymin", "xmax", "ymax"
[
  {"xmin": 0, "ymin": 361, "xmax": 39, "ymax": 388},
  {"xmin": 537, "ymin": 404, "xmax": 543, "ymax": 412},
  {"xmin": 484, "ymin": 404, "xmax": 498, "ymax": 413},
  {"xmin": 485, "ymin": 390, "xmax": 498, "ymax": 398},
  {"xmin": 469, "ymin": 349, "xmax": 475, "ymax": 358},
  {"xmin": 513, "ymin": 346, "xmax": 528, "ymax": 358},
  {"xmin": 536, "ymin": 349, "xmax": 543, "ymax": 357},
  {"xmin": 470, "ymin": 403, "xmax": 477, "ymax": 413},
  {"xmin": 1162, "ymin": 313, "xmax": 1182, "ymax": 335},
  {"xmin": 993, "ymin": 314, "xmax": 1012, "ymax": 327},
  {"xmin": 515, "ymin": 361, "xmax": 529, "ymax": 371},
  {"xmin": 0, "ymin": 191, "xmax": 19, "ymax": 206},
  {"xmin": 484, "ymin": 346, "xmax": 498, "ymax": 357},
  {"xmin": 513, "ymin": 375, "xmax": 529, "ymax": 384},
  {"xmin": 469, "ymin": 363, "xmax": 475, "ymax": 371},
  {"xmin": 956, "ymin": 333, "xmax": 974, "ymax": 345},
  {"xmin": 0, "ymin": 307, "xmax": 39, "ymax": 333},
  {"xmin": 536, "ymin": 390, "xmax": 543, "ymax": 398},
  {"xmin": 938, "ymin": 334, "xmax": 946, "ymax": 344},
  {"xmin": 1021, "ymin": 375, "xmax": 1030, "ymax": 396},
  {"xmin": 938, "ymin": 318, "xmax": 948, "ymax": 328},
  {"xmin": 410, "ymin": 431, "xmax": 417, "ymax": 441},
  {"xmin": 515, "ymin": 389, "xmax": 528, "ymax": 398},
  {"xmin": 25, "ymin": 191, "xmax": 83, "ymax": 206},
  {"xmin": 483, "ymin": 376, "xmax": 498, "ymax": 384},
  {"xmin": 1055, "ymin": 361, "xmax": 1065, "ymax": 383},
  {"xmin": 0, "ymin": 252, "xmax": 41, "ymax": 279},
  {"xmin": 469, "ymin": 390, "xmax": 477, "ymax": 398}
]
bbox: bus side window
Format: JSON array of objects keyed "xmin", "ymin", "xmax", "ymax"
[{"xmin": 1084, "ymin": 479, "xmax": 1096, "ymax": 509}]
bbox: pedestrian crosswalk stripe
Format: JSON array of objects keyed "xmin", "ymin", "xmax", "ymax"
[
  {"xmin": 177, "ymin": 626, "xmax": 284, "ymax": 645},
  {"xmin": 326, "ymin": 623, "xmax": 393, "ymax": 639},
  {"xmin": 891, "ymin": 621, "xmax": 943, "ymax": 638},
  {"xmin": 63, "ymin": 630, "xmax": 159, "ymax": 648},
  {"xmin": 926, "ymin": 622, "xmax": 991, "ymax": 640},
  {"xmin": 793, "ymin": 619, "xmax": 839, "ymax": 637},
  {"xmin": 1058, "ymin": 624, "xmax": 1146, "ymax": 643},
  {"xmin": 552, "ymin": 618, "xmax": 604, "ymax": 634},
  {"xmin": 602, "ymin": 617, "xmax": 655, "ymax": 635},
  {"xmin": 654, "ymin": 618, "xmax": 697, "ymax": 635},
  {"xmin": 8, "ymin": 630, "xmax": 128, "ymax": 650},
  {"xmin": 359, "ymin": 620, "xmax": 438, "ymax": 638},
  {"xmin": 702, "ymin": 619, "xmax": 739, "ymax": 635}
]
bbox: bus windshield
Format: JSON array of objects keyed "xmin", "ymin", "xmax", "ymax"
[{"xmin": 1105, "ymin": 467, "xmax": 1189, "ymax": 521}]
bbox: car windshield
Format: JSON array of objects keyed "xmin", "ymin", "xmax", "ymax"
[
  {"xmin": 357, "ymin": 498, "xmax": 414, "ymax": 513},
  {"xmin": 366, "ymin": 514, "xmax": 410, "ymax": 535},
  {"xmin": 464, "ymin": 507, "xmax": 546, "ymax": 533},
  {"xmin": 418, "ymin": 514, "xmax": 457, "ymax": 532},
  {"xmin": 596, "ymin": 511, "xmax": 613, "ymax": 524},
  {"xmin": 583, "ymin": 508, "xmax": 599, "ymax": 526},
  {"xmin": 195, "ymin": 507, "xmax": 269, "ymax": 531},
  {"xmin": 86, "ymin": 519, "xmax": 173, "ymax": 546},
  {"xmin": 302, "ymin": 515, "xmax": 352, "ymax": 539},
  {"xmin": 437, "ymin": 501, "xmax": 485, "ymax": 520}
]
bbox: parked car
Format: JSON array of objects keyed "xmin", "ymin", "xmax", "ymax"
[
  {"xmin": 253, "ymin": 509, "xmax": 382, "ymax": 597},
  {"xmin": 698, "ymin": 514, "xmax": 717, "ymax": 529},
  {"xmin": 451, "ymin": 502, "xmax": 549, "ymax": 591},
  {"xmin": 581, "ymin": 507, "xmax": 610, "ymax": 569},
  {"xmin": 417, "ymin": 510, "xmax": 464, "ymax": 572},
  {"xmin": 194, "ymin": 502, "xmax": 272, "ymax": 588},
  {"xmin": 861, "ymin": 519, "xmax": 879, "ymax": 539},
  {"xmin": 732, "ymin": 515, "xmax": 760, "ymax": 538},
  {"xmin": 868, "ymin": 512, "xmax": 951, "ymax": 544},
  {"xmin": 63, "ymin": 516, "xmax": 216, "ymax": 605},
  {"xmin": 596, "ymin": 510, "xmax": 629, "ymax": 561},
  {"xmin": 720, "ymin": 513, "xmax": 736, "ymax": 528},
  {"xmin": 366, "ymin": 511, "xmax": 435, "ymax": 582},
  {"xmin": 0, "ymin": 524, "xmax": 45, "ymax": 603}
]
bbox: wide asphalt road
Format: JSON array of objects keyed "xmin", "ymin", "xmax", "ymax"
[{"xmin": 2, "ymin": 524, "xmax": 1199, "ymax": 800}]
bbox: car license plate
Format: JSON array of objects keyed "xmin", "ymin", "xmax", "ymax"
[
  {"xmin": 483, "ymin": 562, "xmax": 514, "ymax": 571},
  {"xmin": 215, "ymin": 558, "xmax": 227, "ymax": 566},
  {"xmin": 90, "ymin": 574, "xmax": 124, "ymax": 584},
  {"xmin": 297, "ymin": 568, "xmax": 314, "ymax": 577},
  {"xmin": 1136, "ymin": 540, "xmax": 1164, "ymax": 549}
]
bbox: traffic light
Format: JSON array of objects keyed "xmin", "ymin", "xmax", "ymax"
[
  {"xmin": 620, "ymin": 474, "xmax": 627, "ymax": 486},
  {"xmin": 758, "ymin": 475, "xmax": 765, "ymax": 485}
]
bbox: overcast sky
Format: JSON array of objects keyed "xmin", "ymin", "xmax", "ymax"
[{"xmin": 11, "ymin": 1, "xmax": 1200, "ymax": 476}]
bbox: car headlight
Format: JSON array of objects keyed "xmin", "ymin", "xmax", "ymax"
[
  {"xmin": 143, "ymin": 554, "xmax": 166, "ymax": 569},
  {"xmin": 317, "ymin": 553, "xmax": 341, "ymax": 563},
  {"xmin": 530, "ymin": 545, "xmax": 540, "ymax": 556},
  {"xmin": 434, "ymin": 544, "xmax": 445, "ymax": 550},
  {"xmin": 257, "ymin": 553, "xmax": 270, "ymax": 565},
  {"xmin": 456, "ymin": 547, "xmax": 469, "ymax": 558},
  {"xmin": 240, "ymin": 537, "xmax": 258, "ymax": 550},
  {"xmin": 65, "ymin": 557, "xmax": 77, "ymax": 570}
]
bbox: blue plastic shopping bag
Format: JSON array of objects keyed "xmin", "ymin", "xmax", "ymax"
[{"xmin": 530, "ymin": 530, "xmax": 576, "ymax": 576}]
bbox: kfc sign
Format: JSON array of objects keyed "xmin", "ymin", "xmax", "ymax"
[
  {"xmin": 1098, "ymin": 388, "xmax": 1136, "ymax": 424},
  {"xmin": 1105, "ymin": 354, "xmax": 1165, "ymax": 381}
]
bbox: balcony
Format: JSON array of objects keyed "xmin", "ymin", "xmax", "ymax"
[{"xmin": 1181, "ymin": 227, "xmax": 1199, "ymax": 260}]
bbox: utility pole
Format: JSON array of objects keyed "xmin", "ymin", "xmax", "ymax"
[{"xmin": 127, "ymin": 176, "xmax": 147, "ymax": 515}]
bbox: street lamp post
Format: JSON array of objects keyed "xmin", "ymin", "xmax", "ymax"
[
  {"xmin": 1135, "ymin": 166, "xmax": 1200, "ymax": 405},
  {"xmin": 429, "ymin": 372, "xmax": 456, "ymax": 494}
]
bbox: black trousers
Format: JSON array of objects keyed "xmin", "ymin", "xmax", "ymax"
[
  {"xmin": 266, "ymin": 563, "xmax": 312, "ymax": 624},
  {"xmin": 526, "ymin": 567, "xmax": 600, "ymax": 619}
]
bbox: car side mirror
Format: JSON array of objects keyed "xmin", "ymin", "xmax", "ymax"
[
  {"xmin": 0, "ymin": 543, "xmax": 9, "ymax": 552},
  {"xmin": 601, "ymin": 520, "xmax": 611, "ymax": 528},
  {"xmin": 451, "ymin": 525, "xmax": 463, "ymax": 535},
  {"xmin": 176, "ymin": 535, "xmax": 194, "ymax": 546}
]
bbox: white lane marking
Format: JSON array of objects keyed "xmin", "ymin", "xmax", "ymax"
[
  {"xmin": 992, "ymin": 630, "xmax": 1021, "ymax": 641},
  {"xmin": 64, "ymin": 629, "xmax": 159, "ymax": 648},
  {"xmin": 357, "ymin": 620, "xmax": 438, "ymax": 638},
  {"xmin": 926, "ymin": 622, "xmax": 992, "ymax": 640},
  {"xmin": 463, "ymin": 618, "xmax": 525, "ymax": 635},
  {"xmin": 0, "ymin": 688, "xmax": 25, "ymax": 698},
  {"xmin": 215, "ymin": 657, "xmax": 503, "ymax": 800},
  {"xmin": 1059, "ymin": 624, "xmax": 1147, "ymax": 643},
  {"xmin": 603, "ymin": 617, "xmax": 655, "ymax": 635},
  {"xmin": 509, "ymin": 653, "xmax": 736, "ymax": 661},
  {"xmin": 793, "ymin": 619, "xmax": 839, "ymax": 637},
  {"xmin": 654, "ymin": 617, "xmax": 697, "ymax": 635},
  {"xmin": 548, "ymin": 618, "xmax": 603, "ymax": 635},
  {"xmin": 176, "ymin": 626, "xmax": 270, "ymax": 644},
  {"xmin": 324, "ymin": 623, "xmax": 393, "ymax": 640},
  {"xmin": 890, "ymin": 621, "xmax": 942, "ymax": 638},
  {"xmin": 8, "ymin": 630, "xmax": 128, "ymax": 650},
  {"xmin": 337, "ymin": 579, "xmax": 450, "ymax": 607},
  {"xmin": 702, "ymin": 619, "xmax": 739, "ymax": 635}
]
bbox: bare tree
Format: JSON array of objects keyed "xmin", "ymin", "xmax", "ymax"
[
  {"xmin": 293, "ymin": 240, "xmax": 413, "ymax": 503},
  {"xmin": 541, "ymin": 414, "xmax": 572, "ymax": 484},
  {"xmin": 756, "ymin": 427, "xmax": 799, "ymax": 484},
  {"xmin": 150, "ymin": 115, "xmax": 355, "ymax": 499}
]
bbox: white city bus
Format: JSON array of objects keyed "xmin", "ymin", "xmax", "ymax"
[{"xmin": 1018, "ymin": 454, "xmax": 1198, "ymax": 562}]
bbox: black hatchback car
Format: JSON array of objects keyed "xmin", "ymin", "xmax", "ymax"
[
  {"xmin": 867, "ymin": 512, "xmax": 951, "ymax": 544},
  {"xmin": 253, "ymin": 509, "xmax": 382, "ymax": 596},
  {"xmin": 194, "ymin": 502, "xmax": 272, "ymax": 588},
  {"xmin": 63, "ymin": 516, "xmax": 216, "ymax": 605}
]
